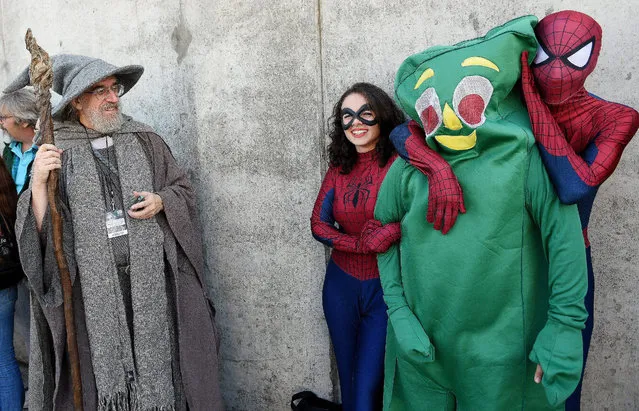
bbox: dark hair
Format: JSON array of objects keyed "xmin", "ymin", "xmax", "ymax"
[
  {"xmin": 327, "ymin": 82, "xmax": 405, "ymax": 174},
  {"xmin": 0, "ymin": 157, "xmax": 17, "ymax": 227}
]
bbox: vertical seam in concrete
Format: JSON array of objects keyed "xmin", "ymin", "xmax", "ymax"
[
  {"xmin": 316, "ymin": 0, "xmax": 327, "ymax": 171},
  {"xmin": 0, "ymin": 0, "xmax": 8, "ymax": 72},
  {"xmin": 316, "ymin": 0, "xmax": 340, "ymax": 404}
]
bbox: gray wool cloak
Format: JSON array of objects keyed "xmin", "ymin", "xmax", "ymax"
[{"xmin": 16, "ymin": 117, "xmax": 223, "ymax": 411}]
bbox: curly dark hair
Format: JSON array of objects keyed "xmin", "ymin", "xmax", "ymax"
[{"xmin": 327, "ymin": 82, "xmax": 405, "ymax": 174}]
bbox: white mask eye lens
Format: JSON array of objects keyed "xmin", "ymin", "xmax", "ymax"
[
  {"xmin": 533, "ymin": 47, "xmax": 550, "ymax": 65},
  {"xmin": 566, "ymin": 41, "xmax": 593, "ymax": 68}
]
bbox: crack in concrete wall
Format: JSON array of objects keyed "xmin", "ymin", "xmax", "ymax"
[{"xmin": 171, "ymin": 9, "xmax": 192, "ymax": 64}]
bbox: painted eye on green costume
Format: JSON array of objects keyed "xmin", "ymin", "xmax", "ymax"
[
  {"xmin": 452, "ymin": 76, "xmax": 493, "ymax": 128},
  {"xmin": 415, "ymin": 87, "xmax": 442, "ymax": 136}
]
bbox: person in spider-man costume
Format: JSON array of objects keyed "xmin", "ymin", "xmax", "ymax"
[
  {"xmin": 520, "ymin": 10, "xmax": 639, "ymax": 410},
  {"xmin": 310, "ymin": 83, "xmax": 406, "ymax": 411}
]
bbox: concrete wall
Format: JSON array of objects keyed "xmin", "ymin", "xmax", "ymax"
[{"xmin": 1, "ymin": 0, "xmax": 637, "ymax": 409}]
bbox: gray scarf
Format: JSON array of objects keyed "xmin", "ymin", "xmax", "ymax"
[{"xmin": 58, "ymin": 119, "xmax": 175, "ymax": 410}]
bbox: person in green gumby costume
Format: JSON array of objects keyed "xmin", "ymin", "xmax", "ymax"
[{"xmin": 374, "ymin": 16, "xmax": 588, "ymax": 410}]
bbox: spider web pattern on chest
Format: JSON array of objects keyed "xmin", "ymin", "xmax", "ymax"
[
  {"xmin": 311, "ymin": 152, "xmax": 396, "ymax": 280},
  {"xmin": 332, "ymin": 155, "xmax": 391, "ymax": 280}
]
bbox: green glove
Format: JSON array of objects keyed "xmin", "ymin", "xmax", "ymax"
[
  {"xmin": 386, "ymin": 295, "xmax": 436, "ymax": 364},
  {"xmin": 529, "ymin": 318, "xmax": 584, "ymax": 406}
]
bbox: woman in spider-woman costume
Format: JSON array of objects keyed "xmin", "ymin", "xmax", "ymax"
[
  {"xmin": 311, "ymin": 83, "xmax": 463, "ymax": 410},
  {"xmin": 310, "ymin": 83, "xmax": 403, "ymax": 411},
  {"xmin": 520, "ymin": 10, "xmax": 639, "ymax": 410}
]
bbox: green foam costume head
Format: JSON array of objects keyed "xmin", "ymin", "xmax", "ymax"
[{"xmin": 395, "ymin": 16, "xmax": 538, "ymax": 156}]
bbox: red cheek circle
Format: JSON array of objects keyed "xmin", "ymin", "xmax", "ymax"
[
  {"xmin": 420, "ymin": 105, "xmax": 439, "ymax": 134},
  {"xmin": 458, "ymin": 94, "xmax": 485, "ymax": 125}
]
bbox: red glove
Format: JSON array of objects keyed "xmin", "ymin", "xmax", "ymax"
[
  {"xmin": 400, "ymin": 121, "xmax": 466, "ymax": 234},
  {"xmin": 426, "ymin": 166, "xmax": 466, "ymax": 235},
  {"xmin": 360, "ymin": 219, "xmax": 402, "ymax": 253}
]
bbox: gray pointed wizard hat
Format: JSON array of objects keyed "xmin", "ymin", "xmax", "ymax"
[{"xmin": 3, "ymin": 54, "xmax": 143, "ymax": 117}]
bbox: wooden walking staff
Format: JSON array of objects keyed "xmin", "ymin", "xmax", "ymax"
[{"xmin": 25, "ymin": 29, "xmax": 84, "ymax": 411}]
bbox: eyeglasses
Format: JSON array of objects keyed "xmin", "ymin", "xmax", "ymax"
[
  {"xmin": 0, "ymin": 115, "xmax": 14, "ymax": 122},
  {"xmin": 84, "ymin": 84, "xmax": 125, "ymax": 99}
]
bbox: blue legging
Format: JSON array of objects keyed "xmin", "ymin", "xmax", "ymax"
[
  {"xmin": 565, "ymin": 246, "xmax": 594, "ymax": 411},
  {"xmin": 323, "ymin": 259, "xmax": 387, "ymax": 411},
  {"xmin": 0, "ymin": 286, "xmax": 24, "ymax": 410}
]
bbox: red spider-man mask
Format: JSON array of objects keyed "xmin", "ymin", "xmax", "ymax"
[{"xmin": 532, "ymin": 10, "xmax": 602, "ymax": 105}]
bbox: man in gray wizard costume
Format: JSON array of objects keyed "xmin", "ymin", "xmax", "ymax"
[{"xmin": 6, "ymin": 54, "xmax": 223, "ymax": 410}]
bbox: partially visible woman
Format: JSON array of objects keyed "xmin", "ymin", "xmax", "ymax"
[
  {"xmin": 0, "ymin": 89, "xmax": 38, "ymax": 402},
  {"xmin": 0, "ymin": 89, "xmax": 39, "ymax": 194},
  {"xmin": 0, "ymin": 155, "xmax": 25, "ymax": 409},
  {"xmin": 310, "ymin": 83, "xmax": 404, "ymax": 411}
]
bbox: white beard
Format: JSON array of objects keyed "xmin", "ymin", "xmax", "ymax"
[{"xmin": 85, "ymin": 102, "xmax": 124, "ymax": 134}]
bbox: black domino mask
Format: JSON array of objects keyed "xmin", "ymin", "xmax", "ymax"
[{"xmin": 341, "ymin": 104, "xmax": 379, "ymax": 130}]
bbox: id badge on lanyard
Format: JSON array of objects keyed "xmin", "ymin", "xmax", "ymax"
[{"xmin": 106, "ymin": 209, "xmax": 128, "ymax": 238}]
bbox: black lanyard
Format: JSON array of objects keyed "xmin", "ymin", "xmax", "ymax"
[{"xmin": 85, "ymin": 127, "xmax": 118, "ymax": 211}]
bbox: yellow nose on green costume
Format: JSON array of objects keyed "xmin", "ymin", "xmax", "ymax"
[
  {"xmin": 442, "ymin": 103, "xmax": 462, "ymax": 130},
  {"xmin": 434, "ymin": 103, "xmax": 478, "ymax": 151}
]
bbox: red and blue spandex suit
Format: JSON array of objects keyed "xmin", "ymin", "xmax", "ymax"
[
  {"xmin": 311, "ymin": 150, "xmax": 399, "ymax": 411},
  {"xmin": 521, "ymin": 11, "xmax": 639, "ymax": 410}
]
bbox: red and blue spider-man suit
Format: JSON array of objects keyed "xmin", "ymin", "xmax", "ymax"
[
  {"xmin": 310, "ymin": 150, "xmax": 401, "ymax": 410},
  {"xmin": 521, "ymin": 10, "xmax": 639, "ymax": 410},
  {"xmin": 311, "ymin": 151, "xmax": 402, "ymax": 280}
]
